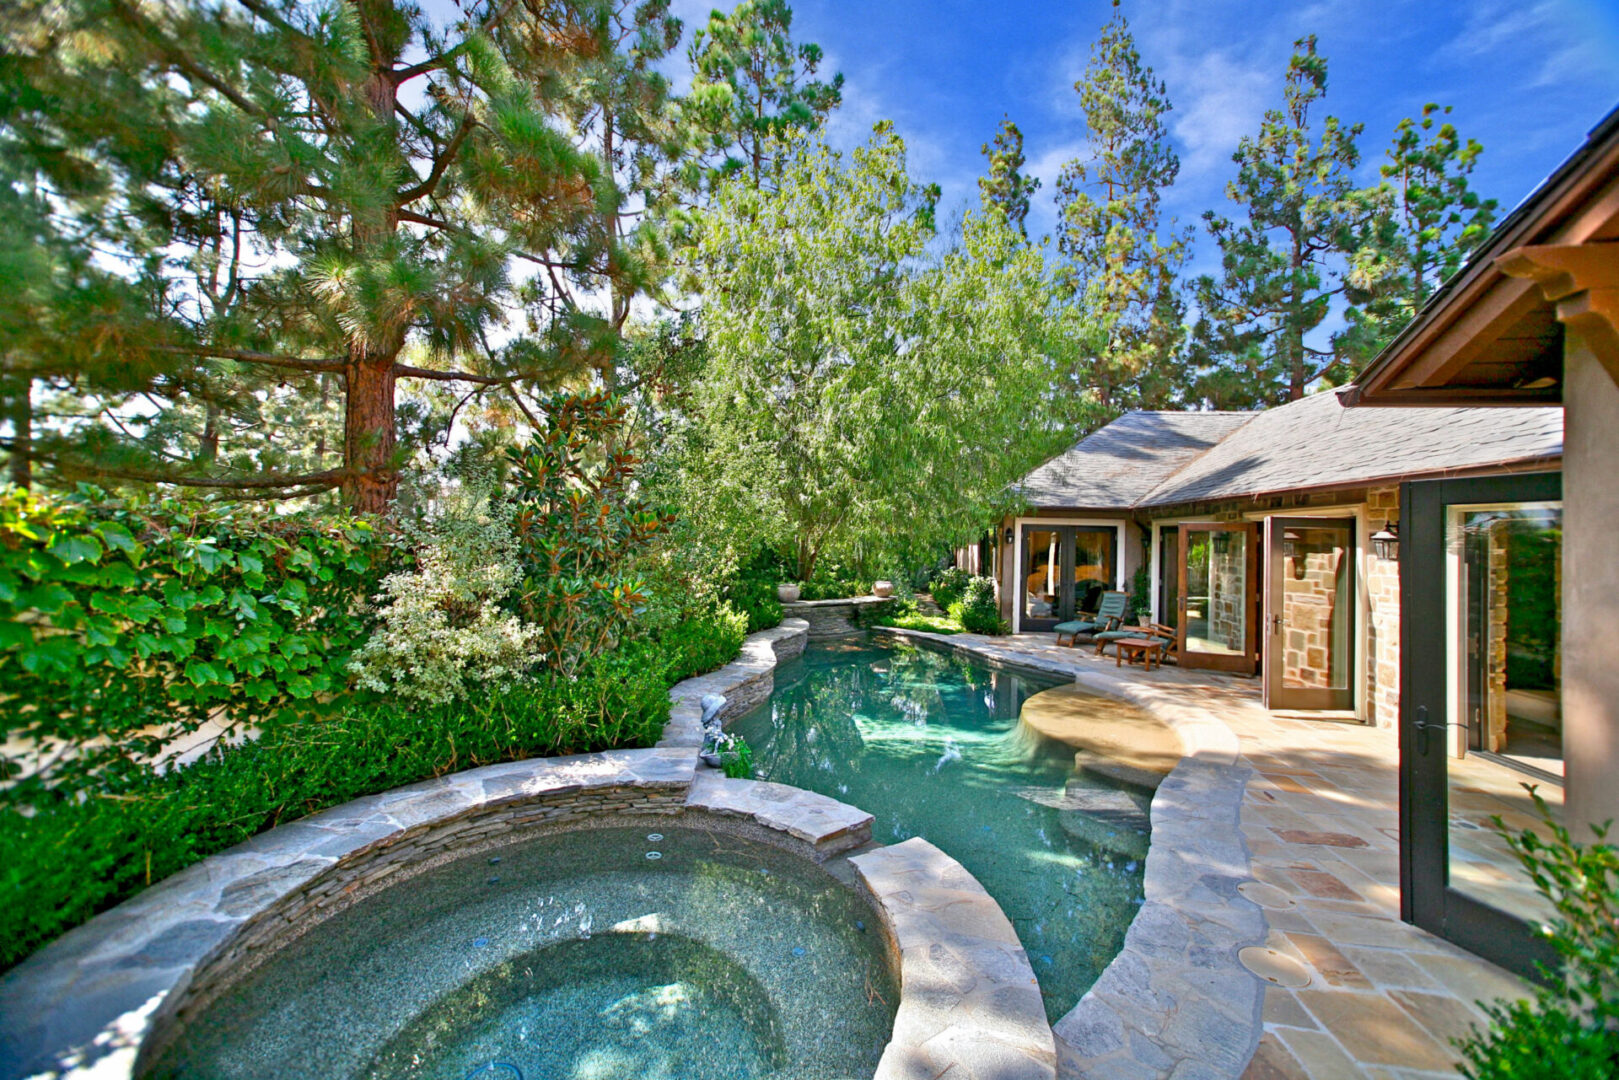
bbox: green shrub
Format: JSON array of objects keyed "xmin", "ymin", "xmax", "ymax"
[
  {"xmin": 1127, "ymin": 565, "xmax": 1152, "ymax": 623},
  {"xmin": 349, "ymin": 486, "xmax": 537, "ymax": 705},
  {"xmin": 1455, "ymin": 789, "xmax": 1619, "ymax": 1079},
  {"xmin": 658, "ymin": 606, "xmax": 750, "ymax": 684},
  {"xmin": 797, "ymin": 577, "xmax": 874, "ymax": 601},
  {"xmin": 931, "ymin": 566, "xmax": 971, "ymax": 609},
  {"xmin": 953, "ymin": 575, "xmax": 1004, "ymax": 635},
  {"xmin": 721, "ymin": 545, "xmax": 785, "ymax": 631},
  {"xmin": 0, "ymin": 485, "xmax": 392, "ymax": 794},
  {"xmin": 507, "ymin": 393, "xmax": 676, "ymax": 677},
  {"xmin": 0, "ymin": 647, "xmax": 675, "ymax": 972},
  {"xmin": 877, "ymin": 612, "xmax": 962, "ymax": 634}
]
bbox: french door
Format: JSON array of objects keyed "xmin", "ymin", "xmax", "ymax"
[
  {"xmin": 1175, "ymin": 523, "xmax": 1258, "ymax": 673},
  {"xmin": 1401, "ymin": 471, "xmax": 1562, "ymax": 979},
  {"xmin": 1019, "ymin": 524, "xmax": 1115, "ymax": 631},
  {"xmin": 1263, "ymin": 518, "xmax": 1356, "ymax": 711}
]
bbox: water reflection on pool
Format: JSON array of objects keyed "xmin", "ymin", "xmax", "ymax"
[{"xmin": 730, "ymin": 638, "xmax": 1149, "ymax": 1021}]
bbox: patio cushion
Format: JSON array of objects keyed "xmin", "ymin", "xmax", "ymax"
[{"xmin": 1053, "ymin": 620, "xmax": 1087, "ymax": 635}]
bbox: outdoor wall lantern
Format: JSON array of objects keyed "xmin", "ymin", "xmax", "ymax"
[
  {"xmin": 1004, "ymin": 527, "xmax": 1015, "ymax": 546},
  {"xmin": 1212, "ymin": 530, "xmax": 1231, "ymax": 556},
  {"xmin": 1371, "ymin": 522, "xmax": 1400, "ymax": 562}
]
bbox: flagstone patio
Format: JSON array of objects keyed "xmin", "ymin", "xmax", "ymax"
[{"xmin": 875, "ymin": 628, "xmax": 1535, "ymax": 1080}]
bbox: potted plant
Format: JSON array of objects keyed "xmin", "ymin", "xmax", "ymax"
[
  {"xmin": 1128, "ymin": 565, "xmax": 1152, "ymax": 626},
  {"xmin": 777, "ymin": 582, "xmax": 802, "ymax": 603}
]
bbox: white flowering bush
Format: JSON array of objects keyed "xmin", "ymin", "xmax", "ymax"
[{"xmin": 349, "ymin": 491, "xmax": 540, "ymax": 705}]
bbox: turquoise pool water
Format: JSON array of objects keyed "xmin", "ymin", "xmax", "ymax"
[
  {"xmin": 729, "ymin": 638, "xmax": 1149, "ymax": 1021},
  {"xmin": 145, "ymin": 826, "xmax": 896, "ymax": 1080}
]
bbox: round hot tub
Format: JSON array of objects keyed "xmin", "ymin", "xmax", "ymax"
[{"xmin": 142, "ymin": 824, "xmax": 897, "ymax": 1080}]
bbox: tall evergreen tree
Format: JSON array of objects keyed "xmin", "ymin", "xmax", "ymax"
[
  {"xmin": 1191, "ymin": 36, "xmax": 1388, "ymax": 407},
  {"xmin": 685, "ymin": 0, "xmax": 843, "ymax": 188},
  {"xmin": 1053, "ymin": 2, "xmax": 1190, "ymax": 414},
  {"xmin": 978, "ymin": 116, "xmax": 1040, "ymax": 236},
  {"xmin": 0, "ymin": 0, "xmax": 670, "ymax": 511},
  {"xmin": 1339, "ymin": 104, "xmax": 1498, "ymax": 365}
]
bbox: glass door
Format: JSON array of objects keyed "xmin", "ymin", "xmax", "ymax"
[
  {"xmin": 1175, "ymin": 523, "xmax": 1258, "ymax": 673},
  {"xmin": 1019, "ymin": 525, "xmax": 1116, "ymax": 631},
  {"xmin": 1401, "ymin": 471, "xmax": 1562, "ymax": 979},
  {"xmin": 1264, "ymin": 518, "xmax": 1355, "ymax": 711}
]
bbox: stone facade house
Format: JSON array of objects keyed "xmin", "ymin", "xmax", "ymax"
[
  {"xmin": 971, "ymin": 391, "xmax": 1562, "ymax": 731},
  {"xmin": 1341, "ymin": 104, "xmax": 1618, "ymax": 973}
]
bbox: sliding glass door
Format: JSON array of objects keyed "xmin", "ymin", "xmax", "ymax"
[
  {"xmin": 1019, "ymin": 524, "xmax": 1116, "ymax": 631},
  {"xmin": 1401, "ymin": 471, "xmax": 1562, "ymax": 978}
]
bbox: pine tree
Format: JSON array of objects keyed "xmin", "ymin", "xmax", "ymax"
[
  {"xmin": 1339, "ymin": 104, "xmax": 1498, "ymax": 365},
  {"xmin": 685, "ymin": 0, "xmax": 843, "ymax": 188},
  {"xmin": 1191, "ymin": 36, "xmax": 1392, "ymax": 408},
  {"xmin": 0, "ymin": 0, "xmax": 668, "ymax": 512},
  {"xmin": 978, "ymin": 117, "xmax": 1040, "ymax": 237},
  {"xmin": 1053, "ymin": 2, "xmax": 1190, "ymax": 414}
]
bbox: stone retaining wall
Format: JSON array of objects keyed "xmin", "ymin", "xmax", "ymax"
[{"xmin": 782, "ymin": 596, "xmax": 895, "ymax": 639}]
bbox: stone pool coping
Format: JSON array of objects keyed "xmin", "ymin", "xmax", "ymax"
[
  {"xmin": 1, "ymin": 617, "xmax": 1055, "ymax": 1080},
  {"xmin": 872, "ymin": 627, "xmax": 1267, "ymax": 1080}
]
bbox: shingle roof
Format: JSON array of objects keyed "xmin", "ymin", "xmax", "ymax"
[
  {"xmin": 1017, "ymin": 411, "xmax": 1254, "ymax": 509},
  {"xmin": 1019, "ymin": 393, "xmax": 1564, "ymax": 511}
]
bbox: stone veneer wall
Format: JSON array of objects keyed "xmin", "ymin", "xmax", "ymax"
[
  {"xmin": 1280, "ymin": 544, "xmax": 1346, "ymax": 689},
  {"xmin": 781, "ymin": 596, "xmax": 894, "ymax": 640}
]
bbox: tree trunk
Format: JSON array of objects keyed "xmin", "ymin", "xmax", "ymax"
[
  {"xmin": 5, "ymin": 374, "xmax": 31, "ymax": 489},
  {"xmin": 342, "ymin": 344, "xmax": 398, "ymax": 513},
  {"xmin": 199, "ymin": 401, "xmax": 220, "ymax": 464}
]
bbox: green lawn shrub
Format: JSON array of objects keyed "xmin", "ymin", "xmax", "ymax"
[
  {"xmin": 877, "ymin": 612, "xmax": 962, "ymax": 635},
  {"xmin": 1455, "ymin": 789, "xmax": 1619, "ymax": 1079},
  {"xmin": 0, "ymin": 485, "xmax": 393, "ymax": 794},
  {"xmin": 953, "ymin": 575, "xmax": 1005, "ymax": 635},
  {"xmin": 0, "ymin": 610, "xmax": 754, "ymax": 972},
  {"xmin": 721, "ymin": 545, "xmax": 785, "ymax": 631},
  {"xmin": 931, "ymin": 566, "xmax": 972, "ymax": 609}
]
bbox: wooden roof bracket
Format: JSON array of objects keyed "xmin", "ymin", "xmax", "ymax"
[{"xmin": 1497, "ymin": 241, "xmax": 1619, "ymax": 384}]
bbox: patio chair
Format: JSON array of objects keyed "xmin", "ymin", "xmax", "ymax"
[
  {"xmin": 1054, "ymin": 590, "xmax": 1128, "ymax": 647},
  {"xmin": 1095, "ymin": 621, "xmax": 1178, "ymax": 663}
]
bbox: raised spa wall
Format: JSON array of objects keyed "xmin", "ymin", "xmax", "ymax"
[{"xmin": 0, "ymin": 617, "xmax": 1058, "ymax": 1080}]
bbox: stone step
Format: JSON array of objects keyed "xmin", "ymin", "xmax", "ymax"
[{"xmin": 1074, "ymin": 749, "xmax": 1166, "ymax": 795}]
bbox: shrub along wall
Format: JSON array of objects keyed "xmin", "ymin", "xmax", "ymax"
[
  {"xmin": 0, "ymin": 608, "xmax": 747, "ymax": 972},
  {"xmin": 0, "ymin": 476, "xmax": 751, "ymax": 972}
]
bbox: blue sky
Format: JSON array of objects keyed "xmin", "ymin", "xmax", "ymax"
[{"xmin": 668, "ymin": 0, "xmax": 1619, "ymax": 274}]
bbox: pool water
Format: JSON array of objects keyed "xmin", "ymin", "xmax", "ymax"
[
  {"xmin": 146, "ymin": 826, "xmax": 896, "ymax": 1080},
  {"xmin": 729, "ymin": 639, "xmax": 1149, "ymax": 1021}
]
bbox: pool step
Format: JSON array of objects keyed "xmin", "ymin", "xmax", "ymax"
[
  {"xmin": 1074, "ymin": 749, "xmax": 1166, "ymax": 794},
  {"xmin": 1056, "ymin": 783, "xmax": 1151, "ymax": 861}
]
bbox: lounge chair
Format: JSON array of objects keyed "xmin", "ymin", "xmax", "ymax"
[
  {"xmin": 1096, "ymin": 621, "xmax": 1178, "ymax": 663},
  {"xmin": 1054, "ymin": 590, "xmax": 1128, "ymax": 647}
]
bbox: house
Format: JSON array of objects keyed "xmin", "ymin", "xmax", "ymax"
[
  {"xmin": 968, "ymin": 104, "xmax": 1616, "ymax": 979},
  {"xmin": 1340, "ymin": 104, "xmax": 1619, "ymax": 974},
  {"xmin": 978, "ymin": 392, "xmax": 1561, "ymax": 728}
]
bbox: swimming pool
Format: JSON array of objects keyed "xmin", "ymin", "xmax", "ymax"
[
  {"xmin": 144, "ymin": 824, "xmax": 897, "ymax": 1080},
  {"xmin": 728, "ymin": 638, "xmax": 1150, "ymax": 1021}
]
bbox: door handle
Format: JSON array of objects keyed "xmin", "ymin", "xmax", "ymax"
[{"xmin": 1413, "ymin": 706, "xmax": 1454, "ymax": 756}]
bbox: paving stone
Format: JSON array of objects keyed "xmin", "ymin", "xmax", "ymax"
[
  {"xmin": 1261, "ymin": 988, "xmax": 1317, "ymax": 1030},
  {"xmin": 1294, "ymin": 990, "xmax": 1456, "ymax": 1072},
  {"xmin": 854, "ymin": 838, "xmax": 1056, "ymax": 1080},
  {"xmin": 1241, "ymin": 1034, "xmax": 1311, "ymax": 1080},
  {"xmin": 1388, "ymin": 989, "xmax": 1489, "ymax": 1047},
  {"xmin": 1273, "ymin": 1027, "xmax": 1370, "ymax": 1080},
  {"xmin": 1283, "ymin": 933, "xmax": 1371, "ymax": 990},
  {"xmin": 1287, "ymin": 868, "xmax": 1363, "ymax": 901}
]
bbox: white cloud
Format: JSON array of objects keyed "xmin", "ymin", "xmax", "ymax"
[{"xmin": 1163, "ymin": 50, "xmax": 1275, "ymax": 183}]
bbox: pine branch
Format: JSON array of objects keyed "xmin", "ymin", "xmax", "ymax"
[
  {"xmin": 393, "ymin": 363, "xmax": 511, "ymax": 386},
  {"xmin": 397, "ymin": 113, "xmax": 477, "ymax": 205},
  {"xmin": 393, "ymin": 0, "xmax": 523, "ymax": 83},
  {"xmin": 150, "ymin": 345, "xmax": 345, "ymax": 373}
]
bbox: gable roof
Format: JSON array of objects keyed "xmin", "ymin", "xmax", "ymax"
[
  {"xmin": 1017, "ymin": 411, "xmax": 1253, "ymax": 509},
  {"xmin": 1019, "ymin": 393, "xmax": 1563, "ymax": 512}
]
